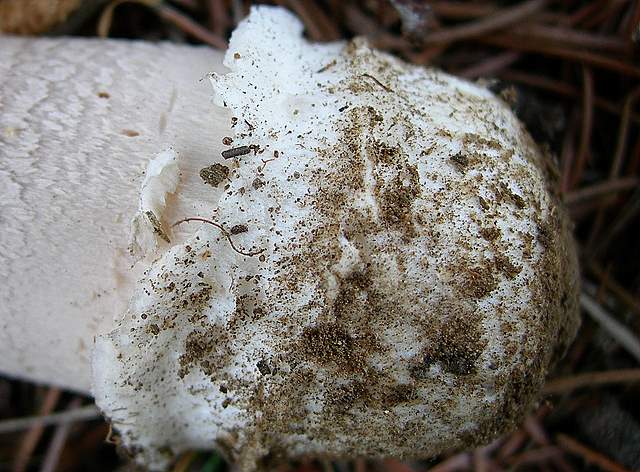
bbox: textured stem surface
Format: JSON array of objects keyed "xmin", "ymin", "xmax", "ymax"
[{"xmin": 0, "ymin": 36, "xmax": 227, "ymax": 392}]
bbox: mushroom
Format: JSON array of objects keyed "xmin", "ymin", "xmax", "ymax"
[
  {"xmin": 0, "ymin": 5, "xmax": 579, "ymax": 471},
  {"xmin": 0, "ymin": 34, "xmax": 228, "ymax": 392}
]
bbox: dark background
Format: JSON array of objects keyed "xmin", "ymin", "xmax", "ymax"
[{"xmin": 1, "ymin": 1, "xmax": 639, "ymax": 471}]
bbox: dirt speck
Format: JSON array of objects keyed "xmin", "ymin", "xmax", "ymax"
[
  {"xmin": 377, "ymin": 165, "xmax": 420, "ymax": 235},
  {"xmin": 479, "ymin": 226, "xmax": 500, "ymax": 241},
  {"xmin": 200, "ymin": 163, "xmax": 229, "ymax": 188},
  {"xmin": 454, "ymin": 262, "xmax": 498, "ymax": 299},
  {"xmin": 178, "ymin": 327, "xmax": 230, "ymax": 378},
  {"xmin": 449, "ymin": 152, "xmax": 469, "ymax": 172},
  {"xmin": 146, "ymin": 324, "xmax": 160, "ymax": 336},
  {"xmin": 230, "ymin": 224, "xmax": 248, "ymax": 235},
  {"xmin": 300, "ymin": 322, "xmax": 372, "ymax": 372},
  {"xmin": 494, "ymin": 254, "xmax": 521, "ymax": 279},
  {"xmin": 256, "ymin": 359, "xmax": 272, "ymax": 375},
  {"xmin": 413, "ymin": 311, "xmax": 486, "ymax": 376}
]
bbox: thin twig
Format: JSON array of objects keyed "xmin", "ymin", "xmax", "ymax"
[
  {"xmin": 497, "ymin": 428, "xmax": 528, "ymax": 460},
  {"xmin": 97, "ymin": 0, "xmax": 227, "ymax": 48},
  {"xmin": 40, "ymin": 397, "xmax": 83, "ymax": 472},
  {"xmin": 342, "ymin": 4, "xmax": 409, "ymax": 50},
  {"xmin": 207, "ymin": 0, "xmax": 228, "ymax": 37},
  {"xmin": 515, "ymin": 23, "xmax": 631, "ymax": 53},
  {"xmin": 430, "ymin": 1, "xmax": 498, "ymax": 19},
  {"xmin": 571, "ymin": 67, "xmax": 593, "ymax": 189},
  {"xmin": 508, "ymin": 446, "xmax": 569, "ymax": 469},
  {"xmin": 556, "ymin": 433, "xmax": 633, "ymax": 472},
  {"xmin": 285, "ymin": 0, "xmax": 341, "ymax": 41},
  {"xmin": 157, "ymin": 3, "xmax": 227, "ymax": 49},
  {"xmin": 565, "ymin": 177, "xmax": 639, "ymax": 205},
  {"xmin": 520, "ymin": 406, "xmax": 576, "ymax": 471},
  {"xmin": 284, "ymin": 0, "xmax": 325, "ymax": 41},
  {"xmin": 12, "ymin": 388, "xmax": 61, "ymax": 472},
  {"xmin": 361, "ymin": 73, "xmax": 393, "ymax": 92},
  {"xmin": 568, "ymin": 0, "xmax": 609, "ymax": 26},
  {"xmin": 0, "ymin": 404, "xmax": 100, "ymax": 435},
  {"xmin": 472, "ymin": 450, "xmax": 493, "ymax": 472},
  {"xmin": 427, "ymin": 453, "xmax": 471, "ymax": 472},
  {"xmin": 525, "ymin": 416, "xmax": 550, "ymax": 445},
  {"xmin": 588, "ymin": 262, "xmax": 640, "ymax": 317},
  {"xmin": 580, "ymin": 292, "xmax": 640, "ymax": 363},
  {"xmin": 458, "ymin": 51, "xmax": 520, "ymax": 79},
  {"xmin": 172, "ymin": 217, "xmax": 265, "ymax": 257},
  {"xmin": 624, "ymin": 0, "xmax": 640, "ymax": 38},
  {"xmin": 591, "ymin": 188, "xmax": 640, "ymax": 256},
  {"xmin": 354, "ymin": 458, "xmax": 367, "ymax": 472},
  {"xmin": 422, "ymin": 0, "xmax": 548, "ymax": 45},
  {"xmin": 98, "ymin": 0, "xmax": 153, "ymax": 37},
  {"xmin": 382, "ymin": 459, "xmax": 414, "ymax": 472},
  {"xmin": 588, "ymin": 94, "xmax": 640, "ymax": 256},
  {"xmin": 498, "ymin": 69, "xmax": 640, "ymax": 123},
  {"xmin": 544, "ymin": 369, "xmax": 640, "ymax": 394},
  {"xmin": 611, "ymin": 86, "xmax": 640, "ymax": 179},
  {"xmin": 172, "ymin": 451, "xmax": 197, "ymax": 472},
  {"xmin": 561, "ymin": 110, "xmax": 579, "ymax": 194},
  {"xmin": 482, "ymin": 33, "xmax": 640, "ymax": 78},
  {"xmin": 582, "ymin": 0, "xmax": 627, "ymax": 29}
]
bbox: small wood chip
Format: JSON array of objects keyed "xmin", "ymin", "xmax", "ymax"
[
  {"xmin": 145, "ymin": 211, "xmax": 170, "ymax": 243},
  {"xmin": 222, "ymin": 145, "xmax": 251, "ymax": 159}
]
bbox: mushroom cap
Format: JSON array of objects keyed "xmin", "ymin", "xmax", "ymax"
[{"xmin": 93, "ymin": 6, "xmax": 580, "ymax": 470}]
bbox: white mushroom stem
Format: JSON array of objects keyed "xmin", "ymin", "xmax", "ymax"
[{"xmin": 0, "ymin": 36, "xmax": 229, "ymax": 393}]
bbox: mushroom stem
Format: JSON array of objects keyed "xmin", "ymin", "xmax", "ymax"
[{"xmin": 0, "ymin": 36, "xmax": 228, "ymax": 392}]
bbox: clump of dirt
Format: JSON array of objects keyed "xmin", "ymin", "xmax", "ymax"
[
  {"xmin": 412, "ymin": 311, "xmax": 486, "ymax": 377},
  {"xmin": 178, "ymin": 327, "xmax": 230, "ymax": 378},
  {"xmin": 200, "ymin": 163, "xmax": 229, "ymax": 187}
]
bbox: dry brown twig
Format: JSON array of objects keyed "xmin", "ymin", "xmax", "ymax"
[
  {"xmin": 556, "ymin": 433, "xmax": 633, "ymax": 472},
  {"xmin": 588, "ymin": 262, "xmax": 640, "ymax": 317},
  {"xmin": 580, "ymin": 292, "xmax": 640, "ymax": 362},
  {"xmin": 172, "ymin": 217, "xmax": 265, "ymax": 257},
  {"xmin": 98, "ymin": 0, "xmax": 227, "ymax": 48},
  {"xmin": 544, "ymin": 369, "xmax": 640, "ymax": 394},
  {"xmin": 571, "ymin": 66, "xmax": 594, "ymax": 190},
  {"xmin": 421, "ymin": 0, "xmax": 548, "ymax": 45},
  {"xmin": 0, "ymin": 404, "xmax": 101, "ymax": 435},
  {"xmin": 2, "ymin": 1, "xmax": 640, "ymax": 472},
  {"xmin": 12, "ymin": 388, "xmax": 61, "ymax": 472},
  {"xmin": 39, "ymin": 397, "xmax": 83, "ymax": 472},
  {"xmin": 565, "ymin": 177, "xmax": 639, "ymax": 205}
]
